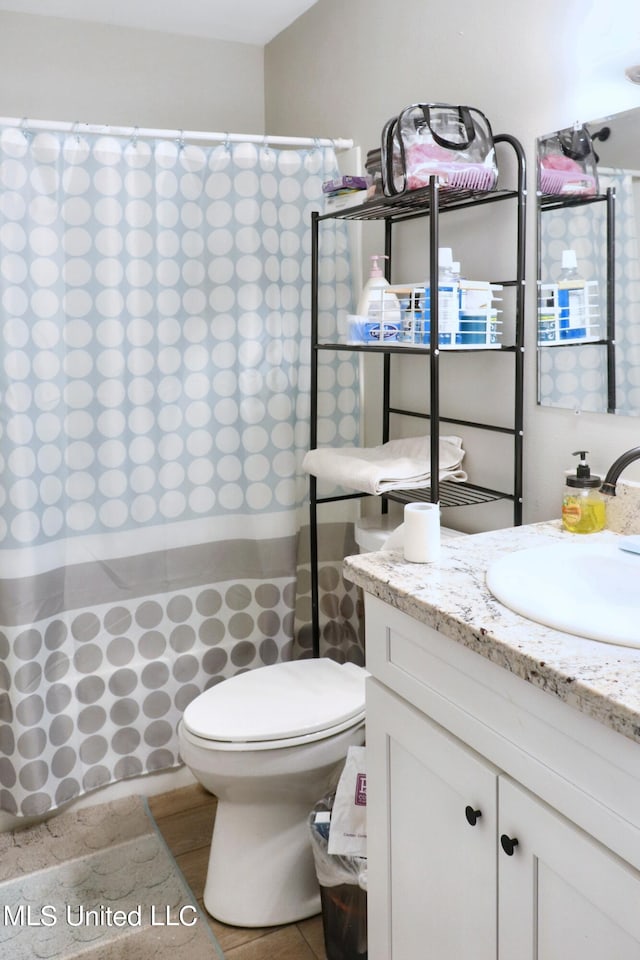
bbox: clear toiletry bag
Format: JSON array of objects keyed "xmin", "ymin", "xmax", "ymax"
[
  {"xmin": 381, "ymin": 103, "xmax": 499, "ymax": 197},
  {"xmin": 537, "ymin": 124, "xmax": 599, "ymax": 197}
]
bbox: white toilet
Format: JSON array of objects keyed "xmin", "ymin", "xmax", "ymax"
[{"xmin": 177, "ymin": 657, "xmax": 367, "ymax": 928}]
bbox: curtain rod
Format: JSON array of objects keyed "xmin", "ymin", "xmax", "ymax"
[{"xmin": 0, "ymin": 116, "xmax": 354, "ymax": 151}]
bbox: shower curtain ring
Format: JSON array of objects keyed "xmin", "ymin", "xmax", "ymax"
[
  {"xmin": 131, "ymin": 126, "xmax": 139, "ymax": 148},
  {"xmin": 177, "ymin": 130, "xmax": 185, "ymax": 150},
  {"xmin": 20, "ymin": 117, "xmax": 32, "ymax": 141}
]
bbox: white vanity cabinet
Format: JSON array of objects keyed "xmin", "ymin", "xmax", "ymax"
[
  {"xmin": 499, "ymin": 777, "xmax": 640, "ymax": 958},
  {"xmin": 365, "ymin": 594, "xmax": 640, "ymax": 959},
  {"xmin": 367, "ymin": 679, "xmax": 498, "ymax": 959}
]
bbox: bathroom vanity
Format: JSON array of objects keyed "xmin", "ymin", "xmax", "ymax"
[{"xmin": 343, "ymin": 521, "xmax": 640, "ymax": 959}]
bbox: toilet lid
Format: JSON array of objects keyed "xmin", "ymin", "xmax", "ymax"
[{"xmin": 182, "ymin": 659, "xmax": 367, "ymax": 743}]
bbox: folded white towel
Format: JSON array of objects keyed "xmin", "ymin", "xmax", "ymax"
[{"xmin": 302, "ymin": 435, "xmax": 467, "ymax": 495}]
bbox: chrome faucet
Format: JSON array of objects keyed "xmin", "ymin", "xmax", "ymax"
[{"xmin": 600, "ymin": 446, "xmax": 640, "ymax": 496}]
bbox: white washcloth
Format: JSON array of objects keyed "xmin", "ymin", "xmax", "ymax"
[{"xmin": 302, "ymin": 435, "xmax": 467, "ymax": 495}]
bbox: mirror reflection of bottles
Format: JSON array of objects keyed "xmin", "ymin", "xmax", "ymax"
[
  {"xmin": 538, "ymin": 285, "xmax": 556, "ymax": 343},
  {"xmin": 558, "ymin": 250, "xmax": 586, "ymax": 339},
  {"xmin": 537, "ymin": 249, "xmax": 600, "ymax": 345}
]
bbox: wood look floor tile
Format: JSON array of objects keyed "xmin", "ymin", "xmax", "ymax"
[
  {"xmin": 154, "ymin": 803, "xmax": 216, "ymax": 856},
  {"xmin": 202, "ymin": 910, "xmax": 277, "ymax": 952},
  {"xmin": 175, "ymin": 844, "xmax": 210, "ymax": 899},
  {"xmin": 148, "ymin": 783, "xmax": 214, "ymax": 819},
  {"xmin": 224, "ymin": 924, "xmax": 319, "ymax": 959},
  {"xmin": 297, "ymin": 914, "xmax": 326, "ymax": 958}
]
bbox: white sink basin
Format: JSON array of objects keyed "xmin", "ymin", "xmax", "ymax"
[{"xmin": 486, "ymin": 540, "xmax": 639, "ymax": 648}]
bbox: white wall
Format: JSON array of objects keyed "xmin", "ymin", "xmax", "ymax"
[
  {"xmin": 265, "ymin": 0, "xmax": 640, "ymax": 526},
  {"xmin": 0, "ymin": 10, "xmax": 264, "ymax": 132}
]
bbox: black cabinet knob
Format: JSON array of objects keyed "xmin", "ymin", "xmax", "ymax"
[
  {"xmin": 465, "ymin": 806, "xmax": 482, "ymax": 826},
  {"xmin": 500, "ymin": 834, "xmax": 519, "ymax": 856}
]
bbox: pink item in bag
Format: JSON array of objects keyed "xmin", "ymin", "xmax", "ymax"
[
  {"xmin": 381, "ymin": 103, "xmax": 499, "ymax": 197},
  {"xmin": 538, "ymin": 125, "xmax": 599, "ymax": 196}
]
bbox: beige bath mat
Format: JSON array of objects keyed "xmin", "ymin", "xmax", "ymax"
[{"xmin": 0, "ymin": 794, "xmax": 225, "ymax": 959}]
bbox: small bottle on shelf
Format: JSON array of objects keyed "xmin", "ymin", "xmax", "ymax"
[{"xmin": 423, "ymin": 247, "xmax": 460, "ymax": 345}]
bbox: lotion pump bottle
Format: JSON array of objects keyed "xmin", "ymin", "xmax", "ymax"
[
  {"xmin": 561, "ymin": 450, "xmax": 606, "ymax": 533},
  {"xmin": 357, "ymin": 255, "xmax": 389, "ymax": 316},
  {"xmin": 356, "ymin": 254, "xmax": 400, "ymax": 333}
]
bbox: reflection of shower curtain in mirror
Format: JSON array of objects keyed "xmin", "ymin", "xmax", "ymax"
[
  {"xmin": 0, "ymin": 123, "xmax": 360, "ymax": 817},
  {"xmin": 539, "ymin": 168, "xmax": 640, "ymax": 414}
]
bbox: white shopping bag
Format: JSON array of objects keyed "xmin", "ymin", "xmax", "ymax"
[{"xmin": 328, "ymin": 746, "xmax": 367, "ymax": 858}]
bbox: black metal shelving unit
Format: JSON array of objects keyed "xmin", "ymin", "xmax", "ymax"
[
  {"xmin": 309, "ymin": 134, "xmax": 527, "ymax": 655},
  {"xmin": 538, "ymin": 188, "xmax": 616, "ymax": 413}
]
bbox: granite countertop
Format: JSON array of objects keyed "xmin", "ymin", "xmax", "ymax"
[{"xmin": 343, "ymin": 520, "xmax": 640, "ymax": 747}]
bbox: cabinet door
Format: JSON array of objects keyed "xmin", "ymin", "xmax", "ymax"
[
  {"xmin": 366, "ymin": 679, "xmax": 498, "ymax": 960},
  {"xmin": 499, "ymin": 776, "xmax": 640, "ymax": 959}
]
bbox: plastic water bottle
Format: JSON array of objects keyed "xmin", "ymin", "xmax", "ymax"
[
  {"xmin": 558, "ymin": 250, "xmax": 586, "ymax": 340},
  {"xmin": 424, "ymin": 248, "xmax": 460, "ymax": 345}
]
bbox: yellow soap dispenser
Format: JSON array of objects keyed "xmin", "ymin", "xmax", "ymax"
[{"xmin": 561, "ymin": 450, "xmax": 606, "ymax": 533}]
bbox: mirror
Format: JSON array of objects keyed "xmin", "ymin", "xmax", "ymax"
[{"xmin": 537, "ymin": 107, "xmax": 640, "ymax": 416}]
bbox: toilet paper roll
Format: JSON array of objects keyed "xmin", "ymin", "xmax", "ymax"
[{"xmin": 403, "ymin": 502, "xmax": 441, "ymax": 563}]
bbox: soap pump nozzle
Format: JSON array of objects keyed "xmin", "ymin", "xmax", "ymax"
[
  {"xmin": 566, "ymin": 450, "xmax": 601, "ymax": 489},
  {"xmin": 369, "ymin": 254, "xmax": 388, "ymax": 279},
  {"xmin": 573, "ymin": 450, "xmax": 591, "ymax": 480}
]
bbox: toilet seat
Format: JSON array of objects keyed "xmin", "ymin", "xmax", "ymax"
[{"xmin": 182, "ymin": 658, "xmax": 367, "ymax": 747}]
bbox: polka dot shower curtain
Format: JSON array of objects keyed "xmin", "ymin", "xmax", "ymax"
[{"xmin": 0, "ymin": 123, "xmax": 359, "ymax": 817}]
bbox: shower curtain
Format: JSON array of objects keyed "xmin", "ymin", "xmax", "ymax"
[{"xmin": 0, "ymin": 123, "xmax": 360, "ymax": 817}]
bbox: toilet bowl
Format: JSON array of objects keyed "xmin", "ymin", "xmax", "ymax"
[{"xmin": 177, "ymin": 657, "xmax": 367, "ymax": 928}]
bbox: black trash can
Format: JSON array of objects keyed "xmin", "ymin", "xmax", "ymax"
[{"xmin": 309, "ymin": 799, "xmax": 367, "ymax": 960}]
